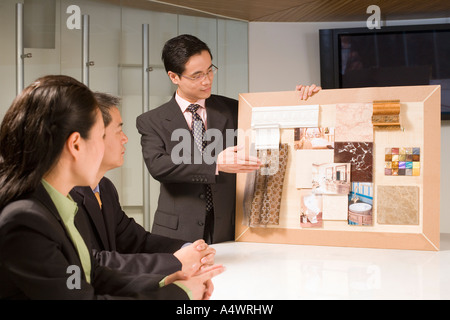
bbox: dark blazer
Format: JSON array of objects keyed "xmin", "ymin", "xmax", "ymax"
[
  {"xmin": 0, "ymin": 183, "xmax": 188, "ymax": 300},
  {"xmin": 136, "ymin": 94, "xmax": 238, "ymax": 243},
  {"xmin": 70, "ymin": 177, "xmax": 186, "ymax": 275}
]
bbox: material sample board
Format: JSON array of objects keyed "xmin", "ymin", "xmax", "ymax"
[{"xmin": 235, "ymin": 86, "xmax": 440, "ymax": 251}]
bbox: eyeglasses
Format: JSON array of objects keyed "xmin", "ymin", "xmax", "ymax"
[{"xmin": 178, "ymin": 65, "xmax": 218, "ymax": 82}]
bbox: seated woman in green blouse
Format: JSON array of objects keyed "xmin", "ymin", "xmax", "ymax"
[{"xmin": 0, "ymin": 75, "xmax": 224, "ymax": 300}]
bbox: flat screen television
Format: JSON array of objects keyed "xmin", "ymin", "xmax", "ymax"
[{"xmin": 319, "ymin": 23, "xmax": 450, "ymax": 120}]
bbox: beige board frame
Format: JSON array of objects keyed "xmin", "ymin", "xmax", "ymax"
[{"xmin": 235, "ymin": 86, "xmax": 440, "ymax": 251}]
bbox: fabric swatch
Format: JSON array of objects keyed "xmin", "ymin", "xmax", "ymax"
[{"xmin": 249, "ymin": 144, "xmax": 289, "ymax": 227}]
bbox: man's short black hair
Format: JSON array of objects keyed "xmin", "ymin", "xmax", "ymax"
[
  {"xmin": 93, "ymin": 92, "xmax": 120, "ymax": 127},
  {"xmin": 161, "ymin": 34, "xmax": 212, "ymax": 75}
]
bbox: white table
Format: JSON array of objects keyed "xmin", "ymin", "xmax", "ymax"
[{"xmin": 210, "ymin": 235, "xmax": 450, "ymax": 300}]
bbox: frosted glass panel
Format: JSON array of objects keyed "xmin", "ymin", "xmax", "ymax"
[
  {"xmin": 178, "ymin": 15, "xmax": 218, "ymax": 56},
  {"xmin": 217, "ymin": 19, "xmax": 249, "ymax": 99},
  {"xmin": 178, "ymin": 15, "xmax": 219, "ymax": 95},
  {"xmin": 23, "ymin": 0, "xmax": 61, "ymax": 90},
  {"xmin": 24, "ymin": 0, "xmax": 56, "ymax": 49},
  {"xmin": 0, "ymin": 0, "xmax": 249, "ymax": 230},
  {"xmin": 121, "ymin": 7, "xmax": 177, "ymax": 65},
  {"xmin": 0, "ymin": 0, "xmax": 17, "ymax": 120},
  {"xmin": 120, "ymin": 67, "xmax": 144, "ymax": 206},
  {"xmin": 61, "ymin": 0, "xmax": 121, "ymax": 93}
]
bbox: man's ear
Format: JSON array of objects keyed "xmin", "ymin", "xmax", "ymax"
[
  {"xmin": 66, "ymin": 131, "xmax": 82, "ymax": 159},
  {"xmin": 168, "ymin": 71, "xmax": 180, "ymax": 85}
]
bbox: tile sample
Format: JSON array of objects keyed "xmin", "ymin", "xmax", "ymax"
[
  {"xmin": 377, "ymin": 185, "xmax": 419, "ymax": 225},
  {"xmin": 384, "ymin": 147, "xmax": 420, "ymax": 176},
  {"xmin": 335, "ymin": 103, "xmax": 373, "ymax": 142},
  {"xmin": 334, "ymin": 142, "xmax": 373, "ymax": 182},
  {"xmin": 295, "ymin": 149, "xmax": 335, "ymax": 188},
  {"xmin": 322, "ymin": 195, "xmax": 349, "ymax": 220}
]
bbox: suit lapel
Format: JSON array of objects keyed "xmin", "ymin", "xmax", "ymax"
[
  {"xmin": 161, "ymin": 96, "xmax": 191, "ymax": 134},
  {"xmin": 33, "ymin": 184, "xmax": 90, "ymax": 266},
  {"xmin": 162, "ymin": 95, "xmax": 229, "ymax": 133},
  {"xmin": 162, "ymin": 94, "xmax": 229, "ymax": 159},
  {"xmin": 33, "ymin": 183, "xmax": 62, "ymax": 222},
  {"xmin": 161, "ymin": 96, "xmax": 198, "ymax": 160},
  {"xmin": 77, "ymin": 187, "xmax": 111, "ymax": 250},
  {"xmin": 97, "ymin": 180, "xmax": 118, "ymax": 251}
]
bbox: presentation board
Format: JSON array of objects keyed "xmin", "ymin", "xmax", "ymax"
[{"xmin": 235, "ymin": 86, "xmax": 440, "ymax": 251}]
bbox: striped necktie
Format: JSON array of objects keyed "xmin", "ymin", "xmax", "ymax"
[{"xmin": 187, "ymin": 104, "xmax": 213, "ymax": 212}]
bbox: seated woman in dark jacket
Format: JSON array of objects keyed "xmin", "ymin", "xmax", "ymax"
[{"xmin": 0, "ymin": 75, "xmax": 224, "ymax": 300}]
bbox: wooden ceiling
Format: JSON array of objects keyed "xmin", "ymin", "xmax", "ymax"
[{"xmin": 112, "ymin": 0, "xmax": 450, "ymax": 22}]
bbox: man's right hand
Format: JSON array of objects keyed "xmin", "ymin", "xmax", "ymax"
[{"xmin": 217, "ymin": 145, "xmax": 261, "ymax": 174}]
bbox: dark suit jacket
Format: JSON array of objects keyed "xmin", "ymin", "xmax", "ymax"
[
  {"xmin": 136, "ymin": 94, "xmax": 238, "ymax": 243},
  {"xmin": 0, "ymin": 183, "xmax": 188, "ymax": 300},
  {"xmin": 70, "ymin": 177, "xmax": 186, "ymax": 275}
]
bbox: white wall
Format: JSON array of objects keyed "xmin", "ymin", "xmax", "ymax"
[
  {"xmin": 249, "ymin": 21, "xmax": 361, "ymax": 92},
  {"xmin": 249, "ymin": 18, "xmax": 450, "ymax": 233}
]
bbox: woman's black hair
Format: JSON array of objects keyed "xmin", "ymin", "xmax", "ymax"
[
  {"xmin": 161, "ymin": 34, "xmax": 212, "ymax": 75},
  {"xmin": 0, "ymin": 75, "xmax": 98, "ymax": 210}
]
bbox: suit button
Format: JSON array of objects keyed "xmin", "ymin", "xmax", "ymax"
[
  {"xmin": 199, "ymin": 193, "xmax": 205, "ymax": 200},
  {"xmin": 198, "ymin": 221, "xmax": 204, "ymax": 226}
]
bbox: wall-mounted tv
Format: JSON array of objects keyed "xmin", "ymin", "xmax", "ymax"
[{"xmin": 319, "ymin": 23, "xmax": 450, "ymax": 120}]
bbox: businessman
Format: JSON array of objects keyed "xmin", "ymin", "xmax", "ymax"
[
  {"xmin": 137, "ymin": 34, "xmax": 320, "ymax": 244},
  {"xmin": 71, "ymin": 92, "xmax": 215, "ymax": 276}
]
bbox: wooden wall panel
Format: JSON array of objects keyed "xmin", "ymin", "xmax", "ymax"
[{"xmin": 100, "ymin": 0, "xmax": 450, "ymax": 22}]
